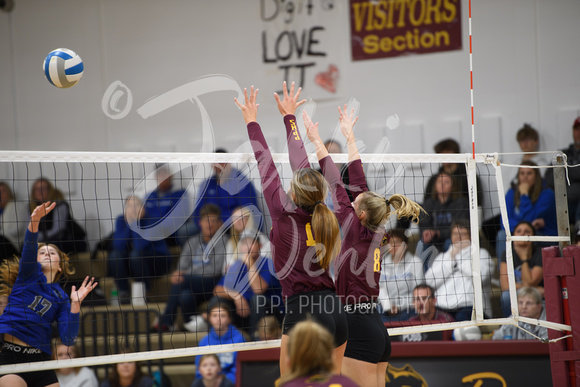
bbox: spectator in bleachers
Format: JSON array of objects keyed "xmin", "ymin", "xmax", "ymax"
[
  {"xmin": 0, "ymin": 182, "xmax": 27, "ymax": 260},
  {"xmin": 492, "ymin": 286, "xmax": 548, "ymax": 341},
  {"xmin": 379, "ymin": 229, "xmax": 424, "ymax": 322},
  {"xmin": 155, "ymin": 203, "xmax": 228, "ymax": 332},
  {"xmin": 214, "ymin": 235, "xmax": 282, "ymax": 337},
  {"xmin": 192, "ymin": 354, "xmax": 234, "ymax": 387},
  {"xmin": 143, "ymin": 164, "xmax": 188, "ymax": 247},
  {"xmin": 418, "ymin": 172, "xmax": 469, "ymax": 268},
  {"xmin": 108, "ymin": 196, "xmax": 171, "ymax": 305},
  {"xmin": 424, "ymin": 139, "xmax": 483, "ymax": 204},
  {"xmin": 53, "ymin": 340, "xmax": 99, "ymax": 387},
  {"xmin": 499, "ymin": 221, "xmax": 544, "ymax": 317},
  {"xmin": 425, "ymin": 219, "xmax": 494, "ymax": 321},
  {"xmin": 394, "ymin": 284, "xmax": 455, "ymax": 341},
  {"xmin": 194, "ymin": 298, "xmax": 245, "ymax": 385},
  {"xmin": 496, "ymin": 161, "xmax": 557, "ymax": 259},
  {"xmin": 224, "ymin": 205, "xmax": 269, "ymax": 271},
  {"xmin": 545, "ymin": 116, "xmax": 580, "ymax": 224},
  {"xmin": 100, "ymin": 361, "xmax": 154, "ymax": 387},
  {"xmin": 516, "ymin": 124, "xmax": 548, "ymax": 168},
  {"xmin": 29, "ymin": 178, "xmax": 87, "ymax": 254},
  {"xmin": 193, "ymin": 148, "xmax": 259, "ymax": 230}
]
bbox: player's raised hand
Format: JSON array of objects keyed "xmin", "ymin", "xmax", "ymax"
[
  {"xmin": 274, "ymin": 81, "xmax": 306, "ymax": 116},
  {"xmin": 28, "ymin": 201, "xmax": 57, "ymax": 233},
  {"xmin": 338, "ymin": 105, "xmax": 359, "ymax": 143},
  {"xmin": 234, "ymin": 86, "xmax": 259, "ymax": 124},
  {"xmin": 70, "ymin": 276, "xmax": 98, "ymax": 313},
  {"xmin": 302, "ymin": 110, "xmax": 322, "ymax": 144}
]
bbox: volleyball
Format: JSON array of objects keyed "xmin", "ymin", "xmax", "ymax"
[
  {"xmin": 452, "ymin": 326, "xmax": 482, "ymax": 341},
  {"xmin": 43, "ymin": 48, "xmax": 84, "ymax": 88}
]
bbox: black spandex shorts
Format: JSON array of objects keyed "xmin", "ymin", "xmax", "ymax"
[
  {"xmin": 344, "ymin": 308, "xmax": 391, "ymax": 363},
  {"xmin": 0, "ymin": 342, "xmax": 58, "ymax": 387},
  {"xmin": 282, "ymin": 289, "xmax": 348, "ymax": 347}
]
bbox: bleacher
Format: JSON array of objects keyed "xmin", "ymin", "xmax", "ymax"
[{"xmin": 70, "ymin": 247, "xmax": 205, "ymax": 386}]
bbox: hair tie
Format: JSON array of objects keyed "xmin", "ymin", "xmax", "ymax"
[
  {"xmin": 385, "ymin": 199, "xmax": 391, "ymax": 207},
  {"xmin": 314, "ymin": 201, "xmax": 325, "ymax": 208}
]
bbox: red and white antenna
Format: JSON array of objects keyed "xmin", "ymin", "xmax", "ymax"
[{"xmin": 469, "ymin": 0, "xmax": 475, "ymax": 159}]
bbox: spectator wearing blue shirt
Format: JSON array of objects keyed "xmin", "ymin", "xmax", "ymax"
[
  {"xmin": 195, "ymin": 149, "xmax": 259, "ymax": 226},
  {"xmin": 108, "ymin": 196, "xmax": 170, "ymax": 304},
  {"xmin": 214, "ymin": 235, "xmax": 282, "ymax": 337},
  {"xmin": 496, "ymin": 161, "xmax": 557, "ymax": 259},
  {"xmin": 143, "ymin": 165, "xmax": 188, "ymax": 247},
  {"xmin": 195, "ymin": 299, "xmax": 245, "ymax": 384}
]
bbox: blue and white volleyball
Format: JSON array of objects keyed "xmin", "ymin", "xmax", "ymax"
[{"xmin": 43, "ymin": 48, "xmax": 84, "ymax": 88}]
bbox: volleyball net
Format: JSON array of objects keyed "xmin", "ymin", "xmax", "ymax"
[{"xmin": 0, "ymin": 150, "xmax": 572, "ymax": 374}]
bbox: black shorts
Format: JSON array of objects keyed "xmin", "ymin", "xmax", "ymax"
[
  {"xmin": 344, "ymin": 308, "xmax": 391, "ymax": 363},
  {"xmin": 282, "ymin": 289, "xmax": 348, "ymax": 347},
  {"xmin": 0, "ymin": 342, "xmax": 57, "ymax": 387}
]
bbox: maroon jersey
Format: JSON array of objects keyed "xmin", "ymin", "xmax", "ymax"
[
  {"xmin": 280, "ymin": 374, "xmax": 359, "ymax": 387},
  {"xmin": 247, "ymin": 118, "xmax": 335, "ymax": 298},
  {"xmin": 319, "ymin": 157, "xmax": 386, "ymax": 304}
]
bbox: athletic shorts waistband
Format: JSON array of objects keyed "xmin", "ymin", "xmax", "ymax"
[
  {"xmin": 343, "ymin": 302, "xmax": 377, "ymax": 313},
  {"xmin": 2, "ymin": 342, "xmax": 43, "ymax": 355}
]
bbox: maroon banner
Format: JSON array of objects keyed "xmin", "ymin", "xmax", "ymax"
[{"xmin": 350, "ymin": 0, "xmax": 462, "ymax": 61}]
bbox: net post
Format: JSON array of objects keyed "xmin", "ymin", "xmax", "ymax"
[
  {"xmin": 493, "ymin": 159, "xmax": 519, "ymax": 318},
  {"xmin": 544, "ymin": 155, "xmax": 576, "ymax": 387},
  {"xmin": 467, "ymin": 157, "xmax": 484, "ymax": 321}
]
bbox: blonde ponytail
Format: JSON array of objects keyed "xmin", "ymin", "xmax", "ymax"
[
  {"xmin": 311, "ymin": 203, "xmax": 341, "ymax": 269},
  {"xmin": 291, "ymin": 168, "xmax": 341, "ymax": 269}
]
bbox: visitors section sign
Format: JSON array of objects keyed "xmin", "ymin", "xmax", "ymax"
[{"xmin": 350, "ymin": 0, "xmax": 462, "ymax": 60}]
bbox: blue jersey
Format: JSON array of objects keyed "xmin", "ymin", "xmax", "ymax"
[
  {"xmin": 0, "ymin": 229, "xmax": 80, "ymax": 354},
  {"xmin": 195, "ymin": 325, "xmax": 245, "ymax": 384}
]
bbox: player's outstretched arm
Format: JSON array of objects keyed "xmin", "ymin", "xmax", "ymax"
[
  {"xmin": 338, "ymin": 105, "xmax": 360, "ymax": 163},
  {"xmin": 234, "ymin": 86, "xmax": 259, "ymax": 124},
  {"xmin": 276, "ymin": 81, "xmax": 309, "ymax": 171},
  {"xmin": 302, "ymin": 110, "xmax": 329, "ymax": 162}
]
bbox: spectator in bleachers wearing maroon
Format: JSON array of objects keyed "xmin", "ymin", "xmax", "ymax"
[{"xmin": 395, "ymin": 284, "xmax": 455, "ymax": 342}]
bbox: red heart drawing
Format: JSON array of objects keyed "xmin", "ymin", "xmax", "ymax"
[{"xmin": 315, "ymin": 64, "xmax": 339, "ymax": 93}]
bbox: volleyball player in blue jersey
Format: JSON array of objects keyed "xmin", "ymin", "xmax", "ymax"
[{"xmin": 0, "ymin": 201, "xmax": 97, "ymax": 387}]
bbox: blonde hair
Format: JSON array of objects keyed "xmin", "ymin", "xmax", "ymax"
[
  {"xmin": 358, "ymin": 192, "xmax": 423, "ymax": 232},
  {"xmin": 228, "ymin": 206, "xmax": 258, "ymax": 261},
  {"xmin": 291, "ymin": 169, "xmax": 341, "ymax": 269},
  {"xmin": 0, "ymin": 244, "xmax": 74, "ymax": 296},
  {"xmin": 254, "ymin": 315, "xmax": 281, "ymax": 341},
  {"xmin": 279, "ymin": 320, "xmax": 335, "ymax": 385}
]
